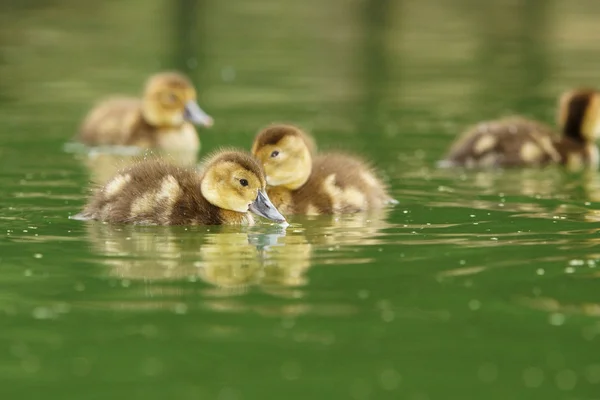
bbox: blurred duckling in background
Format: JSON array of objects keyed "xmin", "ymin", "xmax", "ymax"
[
  {"xmin": 76, "ymin": 72, "xmax": 213, "ymax": 153},
  {"xmin": 251, "ymin": 124, "xmax": 395, "ymax": 215},
  {"xmin": 439, "ymin": 88, "xmax": 600, "ymax": 169},
  {"xmin": 73, "ymin": 150, "xmax": 286, "ymax": 225}
]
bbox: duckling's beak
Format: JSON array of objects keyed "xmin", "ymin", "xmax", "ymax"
[
  {"xmin": 249, "ymin": 190, "xmax": 287, "ymax": 223},
  {"xmin": 184, "ymin": 101, "xmax": 214, "ymax": 127}
]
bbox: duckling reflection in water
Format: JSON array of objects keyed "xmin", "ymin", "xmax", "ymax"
[
  {"xmin": 83, "ymin": 223, "xmax": 311, "ymax": 299},
  {"xmin": 73, "ymin": 150, "xmax": 286, "ymax": 225},
  {"xmin": 76, "ymin": 72, "xmax": 213, "ymax": 154},
  {"xmin": 78, "ymin": 148, "xmax": 199, "ymax": 186},
  {"xmin": 440, "ymin": 88, "xmax": 600, "ymax": 169},
  {"xmin": 251, "ymin": 124, "xmax": 396, "ymax": 215}
]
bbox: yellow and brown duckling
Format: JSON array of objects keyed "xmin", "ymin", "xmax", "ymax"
[
  {"xmin": 73, "ymin": 150, "xmax": 286, "ymax": 225},
  {"xmin": 439, "ymin": 88, "xmax": 600, "ymax": 169},
  {"xmin": 251, "ymin": 124, "xmax": 395, "ymax": 215},
  {"xmin": 76, "ymin": 71, "xmax": 213, "ymax": 153}
]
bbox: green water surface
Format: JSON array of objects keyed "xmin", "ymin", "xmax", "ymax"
[{"xmin": 1, "ymin": 0, "xmax": 600, "ymax": 399}]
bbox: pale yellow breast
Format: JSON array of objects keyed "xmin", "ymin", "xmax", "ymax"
[{"xmin": 156, "ymin": 124, "xmax": 200, "ymax": 153}]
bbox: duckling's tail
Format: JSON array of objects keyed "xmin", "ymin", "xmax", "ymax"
[{"xmin": 69, "ymin": 212, "xmax": 93, "ymax": 221}]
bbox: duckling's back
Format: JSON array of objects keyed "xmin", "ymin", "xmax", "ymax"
[
  {"xmin": 440, "ymin": 118, "xmax": 561, "ymax": 168},
  {"xmin": 77, "ymin": 97, "xmax": 150, "ymax": 146},
  {"xmin": 77, "ymin": 160, "xmax": 224, "ymax": 225},
  {"xmin": 281, "ymin": 152, "xmax": 392, "ymax": 214}
]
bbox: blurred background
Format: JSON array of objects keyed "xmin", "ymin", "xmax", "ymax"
[{"xmin": 2, "ymin": 1, "xmax": 600, "ymax": 399}]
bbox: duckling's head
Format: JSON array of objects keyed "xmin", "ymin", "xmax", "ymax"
[
  {"xmin": 558, "ymin": 88, "xmax": 600, "ymax": 142},
  {"xmin": 251, "ymin": 124, "xmax": 314, "ymax": 190},
  {"xmin": 142, "ymin": 72, "xmax": 213, "ymax": 128},
  {"xmin": 200, "ymin": 150, "xmax": 286, "ymax": 223}
]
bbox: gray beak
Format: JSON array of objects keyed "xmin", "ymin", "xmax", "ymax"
[
  {"xmin": 184, "ymin": 100, "xmax": 213, "ymax": 127},
  {"xmin": 249, "ymin": 190, "xmax": 286, "ymax": 223}
]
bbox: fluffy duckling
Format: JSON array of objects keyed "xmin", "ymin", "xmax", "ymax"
[
  {"xmin": 76, "ymin": 72, "xmax": 213, "ymax": 153},
  {"xmin": 440, "ymin": 88, "xmax": 600, "ymax": 169},
  {"xmin": 73, "ymin": 150, "xmax": 286, "ymax": 225},
  {"xmin": 251, "ymin": 124, "xmax": 395, "ymax": 215}
]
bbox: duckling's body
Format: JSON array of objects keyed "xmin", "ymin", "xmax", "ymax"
[
  {"xmin": 76, "ymin": 72, "xmax": 213, "ymax": 153},
  {"xmin": 252, "ymin": 125, "xmax": 394, "ymax": 215},
  {"xmin": 75, "ymin": 151, "xmax": 285, "ymax": 226},
  {"xmin": 440, "ymin": 89, "xmax": 600, "ymax": 169}
]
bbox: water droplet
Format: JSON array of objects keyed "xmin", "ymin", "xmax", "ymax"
[
  {"xmin": 381, "ymin": 309, "xmax": 395, "ymax": 322},
  {"xmin": 141, "ymin": 357, "xmax": 163, "ymax": 377},
  {"xmin": 280, "ymin": 360, "xmax": 301, "ymax": 380},
  {"xmin": 468, "ymin": 300, "xmax": 481, "ymax": 311},
  {"xmin": 549, "ymin": 313, "xmax": 565, "ymax": 326},
  {"xmin": 221, "ymin": 66, "xmax": 236, "ymax": 82},
  {"xmin": 358, "ymin": 290, "xmax": 370, "ymax": 299},
  {"xmin": 32, "ymin": 307, "xmax": 54, "ymax": 320},
  {"xmin": 522, "ymin": 367, "xmax": 544, "ymax": 388},
  {"xmin": 217, "ymin": 387, "xmax": 240, "ymax": 400},
  {"xmin": 569, "ymin": 259, "xmax": 584, "ymax": 266},
  {"xmin": 584, "ymin": 364, "xmax": 600, "ymax": 384},
  {"xmin": 24, "ymin": 269, "xmax": 32, "ymax": 277},
  {"xmin": 564, "ymin": 267, "xmax": 575, "ymax": 274},
  {"xmin": 174, "ymin": 304, "xmax": 188, "ymax": 315},
  {"xmin": 555, "ymin": 369, "xmax": 577, "ymax": 391},
  {"xmin": 33, "ymin": 253, "xmax": 43, "ymax": 259},
  {"xmin": 121, "ymin": 279, "xmax": 131, "ymax": 288},
  {"xmin": 536, "ymin": 268, "xmax": 545, "ymax": 276},
  {"xmin": 72, "ymin": 357, "xmax": 92, "ymax": 376},
  {"xmin": 477, "ymin": 363, "xmax": 498, "ymax": 383},
  {"xmin": 281, "ymin": 318, "xmax": 295, "ymax": 329},
  {"xmin": 349, "ymin": 379, "xmax": 371, "ymax": 400},
  {"xmin": 379, "ymin": 368, "xmax": 401, "ymax": 390},
  {"xmin": 21, "ymin": 356, "xmax": 40, "ymax": 373}
]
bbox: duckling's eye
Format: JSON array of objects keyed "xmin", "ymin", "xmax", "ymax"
[
  {"xmin": 271, "ymin": 151, "xmax": 279, "ymax": 158},
  {"xmin": 164, "ymin": 92, "xmax": 179, "ymax": 104},
  {"xmin": 239, "ymin": 179, "xmax": 249, "ymax": 187}
]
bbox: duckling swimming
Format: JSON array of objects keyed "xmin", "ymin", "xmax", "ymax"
[
  {"xmin": 73, "ymin": 150, "xmax": 286, "ymax": 225},
  {"xmin": 251, "ymin": 124, "xmax": 395, "ymax": 215},
  {"xmin": 440, "ymin": 89, "xmax": 600, "ymax": 169},
  {"xmin": 76, "ymin": 72, "xmax": 213, "ymax": 153}
]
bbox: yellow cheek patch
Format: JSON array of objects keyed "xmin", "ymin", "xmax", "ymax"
[
  {"xmin": 566, "ymin": 153, "xmax": 584, "ymax": 170},
  {"xmin": 306, "ymin": 204, "xmax": 320, "ymax": 215},
  {"xmin": 157, "ymin": 175, "xmax": 181, "ymax": 202},
  {"xmin": 520, "ymin": 142, "xmax": 543, "ymax": 163},
  {"xmin": 321, "ymin": 174, "xmax": 367, "ymax": 212},
  {"xmin": 473, "ymin": 135, "xmax": 497, "ymax": 155},
  {"xmin": 130, "ymin": 191, "xmax": 156, "ymax": 217},
  {"xmin": 104, "ymin": 174, "xmax": 131, "ymax": 198},
  {"xmin": 477, "ymin": 153, "xmax": 498, "ymax": 167},
  {"xmin": 582, "ymin": 95, "xmax": 600, "ymax": 141}
]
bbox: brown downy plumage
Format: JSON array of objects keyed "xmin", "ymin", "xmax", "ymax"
[
  {"xmin": 76, "ymin": 72, "xmax": 213, "ymax": 153},
  {"xmin": 251, "ymin": 124, "xmax": 396, "ymax": 215},
  {"xmin": 439, "ymin": 88, "xmax": 600, "ymax": 169},
  {"xmin": 73, "ymin": 150, "xmax": 286, "ymax": 225}
]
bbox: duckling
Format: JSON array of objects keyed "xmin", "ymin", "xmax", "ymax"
[
  {"xmin": 76, "ymin": 71, "xmax": 213, "ymax": 153},
  {"xmin": 439, "ymin": 88, "xmax": 600, "ymax": 169},
  {"xmin": 73, "ymin": 150, "xmax": 286, "ymax": 225},
  {"xmin": 251, "ymin": 124, "xmax": 395, "ymax": 215}
]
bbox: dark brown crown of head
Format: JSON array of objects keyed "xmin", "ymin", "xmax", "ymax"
[
  {"xmin": 146, "ymin": 71, "xmax": 194, "ymax": 91},
  {"xmin": 203, "ymin": 150, "xmax": 266, "ymax": 187},
  {"xmin": 562, "ymin": 88, "xmax": 597, "ymax": 140},
  {"xmin": 253, "ymin": 124, "xmax": 316, "ymax": 153}
]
